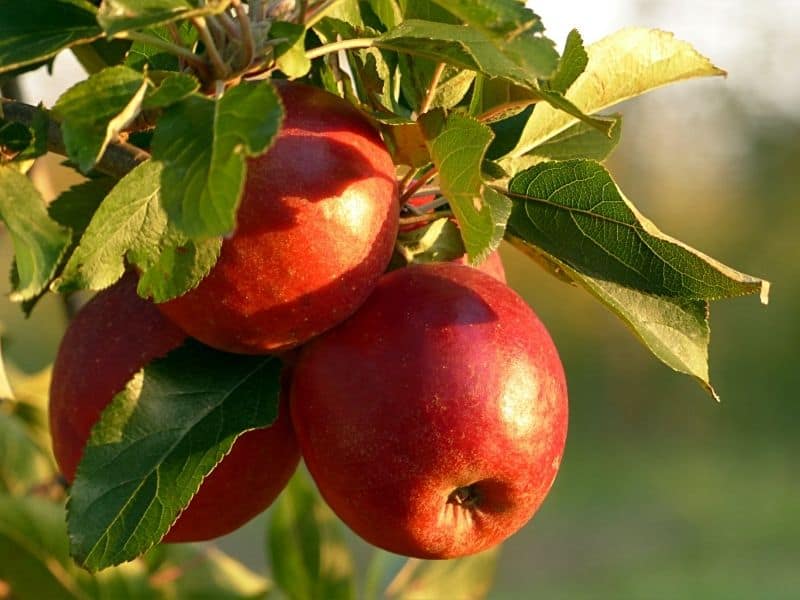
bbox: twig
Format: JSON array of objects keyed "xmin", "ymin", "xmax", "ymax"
[
  {"xmin": 118, "ymin": 31, "xmax": 205, "ymax": 70},
  {"xmin": 232, "ymin": 0, "xmax": 255, "ymax": 68},
  {"xmin": 398, "ymin": 168, "xmax": 438, "ymax": 206},
  {"xmin": 398, "ymin": 210, "xmax": 452, "ymax": 226},
  {"xmin": 305, "ymin": 37, "xmax": 376, "ymax": 60},
  {"xmin": 419, "ymin": 62, "xmax": 445, "ymax": 115},
  {"xmin": 192, "ymin": 17, "xmax": 230, "ymax": 79},
  {"xmin": 0, "ymin": 99, "xmax": 150, "ymax": 178}
]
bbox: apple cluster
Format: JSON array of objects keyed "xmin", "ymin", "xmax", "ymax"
[{"xmin": 49, "ymin": 83, "xmax": 568, "ymax": 559}]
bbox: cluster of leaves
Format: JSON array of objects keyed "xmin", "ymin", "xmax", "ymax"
[{"xmin": 0, "ymin": 0, "xmax": 768, "ymax": 590}]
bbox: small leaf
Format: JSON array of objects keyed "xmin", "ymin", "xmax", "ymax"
[
  {"xmin": 52, "ymin": 65, "xmax": 148, "ymax": 173},
  {"xmin": 384, "ymin": 548, "xmax": 499, "ymax": 600},
  {"xmin": 269, "ymin": 471, "xmax": 356, "ymax": 600},
  {"xmin": 505, "ymin": 160, "xmax": 768, "ymax": 301},
  {"xmin": 152, "ymin": 82, "xmax": 284, "ymax": 239},
  {"xmin": 0, "ymin": 166, "xmax": 71, "ymax": 302},
  {"xmin": 507, "ymin": 239, "xmax": 718, "ymax": 399},
  {"xmin": 148, "ymin": 545, "xmax": 271, "ymax": 599},
  {"xmin": 0, "ymin": 0, "xmax": 102, "ymax": 75},
  {"xmin": 272, "ymin": 22, "xmax": 311, "ymax": 79},
  {"xmin": 68, "ymin": 341, "xmax": 283, "ymax": 571},
  {"xmin": 509, "ymin": 27, "xmax": 727, "ymax": 158},
  {"xmin": 546, "ymin": 29, "xmax": 588, "ymax": 94},
  {"xmin": 394, "ymin": 217, "xmax": 465, "ymax": 265},
  {"xmin": 56, "ymin": 160, "xmax": 221, "ymax": 302},
  {"xmin": 142, "ymin": 72, "xmax": 200, "ymax": 110},
  {"xmin": 98, "ymin": 0, "xmax": 226, "ymax": 36},
  {"xmin": 420, "ymin": 112, "xmax": 511, "ymax": 263}
]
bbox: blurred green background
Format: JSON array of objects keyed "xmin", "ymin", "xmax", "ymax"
[{"xmin": 5, "ymin": 0, "xmax": 798, "ymax": 598}]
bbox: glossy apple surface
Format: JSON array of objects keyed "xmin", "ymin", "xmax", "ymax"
[
  {"xmin": 49, "ymin": 273, "xmax": 300, "ymax": 542},
  {"xmin": 157, "ymin": 82, "xmax": 399, "ymax": 354},
  {"xmin": 291, "ymin": 263, "xmax": 568, "ymax": 558}
]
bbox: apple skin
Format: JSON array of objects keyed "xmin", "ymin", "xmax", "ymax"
[
  {"xmin": 290, "ymin": 263, "xmax": 568, "ymax": 559},
  {"xmin": 156, "ymin": 82, "xmax": 399, "ymax": 355},
  {"xmin": 49, "ymin": 273, "xmax": 300, "ymax": 542}
]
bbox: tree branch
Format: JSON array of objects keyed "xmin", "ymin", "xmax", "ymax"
[{"xmin": 1, "ymin": 98, "xmax": 150, "ymax": 179}]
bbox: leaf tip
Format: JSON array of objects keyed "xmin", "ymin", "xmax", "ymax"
[{"xmin": 759, "ymin": 280, "xmax": 771, "ymax": 305}]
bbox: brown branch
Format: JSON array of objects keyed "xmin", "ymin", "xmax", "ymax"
[{"xmin": 0, "ymin": 99, "xmax": 150, "ymax": 179}]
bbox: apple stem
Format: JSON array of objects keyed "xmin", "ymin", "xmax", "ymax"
[
  {"xmin": 192, "ymin": 17, "xmax": 231, "ymax": 80},
  {"xmin": 448, "ymin": 484, "xmax": 481, "ymax": 508},
  {"xmin": 419, "ymin": 62, "xmax": 445, "ymax": 116},
  {"xmin": 117, "ymin": 31, "xmax": 207, "ymax": 72},
  {"xmin": 231, "ymin": 0, "xmax": 256, "ymax": 69},
  {"xmin": 399, "ymin": 168, "xmax": 438, "ymax": 206}
]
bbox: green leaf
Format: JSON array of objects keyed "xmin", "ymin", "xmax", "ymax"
[
  {"xmin": 0, "ymin": 411, "xmax": 53, "ymax": 495},
  {"xmin": 0, "ymin": 166, "xmax": 71, "ymax": 302},
  {"xmin": 505, "ymin": 160, "xmax": 768, "ymax": 302},
  {"xmin": 501, "ymin": 114, "xmax": 623, "ymax": 172},
  {"xmin": 71, "ymin": 38, "xmax": 132, "ymax": 74},
  {"xmin": 143, "ymin": 72, "xmax": 200, "ymax": 109},
  {"xmin": 384, "ymin": 548, "xmax": 499, "ymax": 599},
  {"xmin": 52, "ymin": 66, "xmax": 148, "ymax": 173},
  {"xmin": 377, "ymin": 19, "xmax": 556, "ymax": 87},
  {"xmin": 430, "ymin": 0, "xmax": 544, "ymax": 37},
  {"xmin": 272, "ymin": 21, "xmax": 312, "ymax": 79},
  {"xmin": 507, "ymin": 239, "xmax": 718, "ymax": 399},
  {"xmin": 97, "ymin": 0, "xmax": 227, "ymax": 36},
  {"xmin": 394, "ymin": 217, "xmax": 465, "ymax": 265},
  {"xmin": 420, "ymin": 112, "xmax": 511, "ymax": 263},
  {"xmin": 0, "ymin": 496, "xmax": 87, "ymax": 599},
  {"xmin": 124, "ymin": 23, "xmax": 198, "ymax": 72},
  {"xmin": 68, "ymin": 341, "xmax": 283, "ymax": 571},
  {"xmin": 0, "ymin": 495, "xmax": 157, "ymax": 599},
  {"xmin": 0, "ymin": 105, "xmax": 48, "ymax": 176},
  {"xmin": 534, "ymin": 88, "xmax": 616, "ymax": 138},
  {"xmin": 49, "ymin": 178, "xmax": 117, "ymax": 239},
  {"xmin": 56, "ymin": 160, "xmax": 221, "ymax": 302},
  {"xmin": 546, "ymin": 29, "xmax": 588, "ymax": 94},
  {"xmin": 269, "ymin": 471, "xmax": 356, "ymax": 600},
  {"xmin": 152, "ymin": 82, "xmax": 283, "ymax": 239},
  {"xmin": 0, "ymin": 0, "xmax": 102, "ymax": 75},
  {"xmin": 508, "ymin": 28, "xmax": 727, "ymax": 159},
  {"xmin": 147, "ymin": 545, "xmax": 271, "ymax": 599}
]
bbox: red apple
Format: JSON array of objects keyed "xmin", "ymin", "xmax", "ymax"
[
  {"xmin": 49, "ymin": 273, "xmax": 300, "ymax": 542},
  {"xmin": 290, "ymin": 263, "xmax": 568, "ymax": 559},
  {"xmin": 156, "ymin": 82, "xmax": 399, "ymax": 354}
]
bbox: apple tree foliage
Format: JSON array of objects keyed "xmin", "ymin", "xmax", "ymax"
[{"xmin": 0, "ymin": 0, "xmax": 768, "ymax": 596}]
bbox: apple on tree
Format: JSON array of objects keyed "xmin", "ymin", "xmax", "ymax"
[
  {"xmin": 156, "ymin": 82, "xmax": 400, "ymax": 354},
  {"xmin": 290, "ymin": 262, "xmax": 568, "ymax": 559},
  {"xmin": 49, "ymin": 273, "xmax": 300, "ymax": 542}
]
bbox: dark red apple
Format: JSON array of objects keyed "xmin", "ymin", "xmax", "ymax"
[
  {"xmin": 157, "ymin": 82, "xmax": 399, "ymax": 354},
  {"xmin": 290, "ymin": 263, "xmax": 568, "ymax": 559},
  {"xmin": 49, "ymin": 273, "xmax": 300, "ymax": 542}
]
